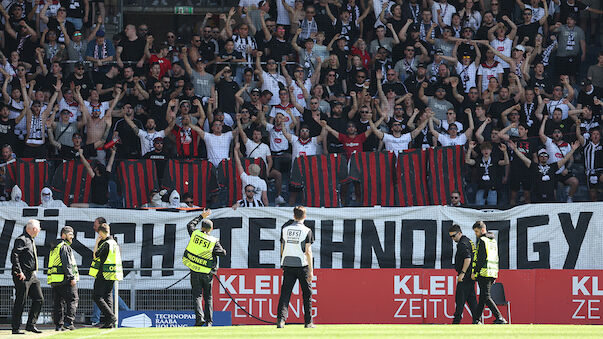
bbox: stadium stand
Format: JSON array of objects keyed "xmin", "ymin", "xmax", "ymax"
[{"xmin": 0, "ymin": 0, "xmax": 600, "ymax": 208}]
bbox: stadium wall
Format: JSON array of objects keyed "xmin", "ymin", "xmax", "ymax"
[{"xmin": 0, "ymin": 204, "xmax": 602, "ymax": 324}]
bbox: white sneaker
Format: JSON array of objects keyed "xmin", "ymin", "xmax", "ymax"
[
  {"xmin": 275, "ymin": 196, "xmax": 286, "ymax": 205},
  {"xmin": 567, "ymin": 196, "xmax": 573, "ymax": 203}
]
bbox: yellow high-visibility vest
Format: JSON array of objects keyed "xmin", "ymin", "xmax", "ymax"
[
  {"xmin": 47, "ymin": 241, "xmax": 79, "ymax": 284},
  {"xmin": 474, "ymin": 236, "xmax": 499, "ymax": 278},
  {"xmin": 182, "ymin": 230, "xmax": 217, "ymax": 273},
  {"xmin": 89, "ymin": 239, "xmax": 123, "ymax": 281}
]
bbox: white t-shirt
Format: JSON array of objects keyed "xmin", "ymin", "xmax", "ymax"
[
  {"xmin": 456, "ymin": 61, "xmax": 477, "ymax": 93},
  {"xmin": 490, "ymin": 38, "xmax": 513, "ymax": 69},
  {"xmin": 440, "ymin": 120, "xmax": 464, "ymax": 132},
  {"xmin": 203, "ymin": 131, "xmax": 234, "ymax": 167},
  {"xmin": 262, "ymin": 71, "xmax": 286, "ymax": 105},
  {"xmin": 477, "ymin": 62, "xmax": 504, "ymax": 92},
  {"xmin": 437, "ymin": 133, "xmax": 468, "ymax": 146},
  {"xmin": 545, "ymin": 136, "xmax": 571, "ymax": 174},
  {"xmin": 245, "ymin": 138, "xmax": 271, "ymax": 163},
  {"xmin": 546, "ymin": 99, "xmax": 570, "ymax": 119},
  {"xmin": 266, "ymin": 123, "xmax": 288, "ymax": 152},
  {"xmin": 269, "ymin": 104, "xmax": 301, "ymax": 133},
  {"xmin": 203, "ymin": 114, "xmax": 235, "ymax": 132},
  {"xmin": 137, "ymin": 129, "xmax": 166, "ymax": 156},
  {"xmin": 291, "ymin": 135, "xmax": 320, "ymax": 159},
  {"xmin": 276, "ymin": 0, "xmax": 295, "ymax": 25},
  {"xmin": 240, "ymin": 171, "xmax": 267, "ymax": 201},
  {"xmin": 432, "ymin": 2, "xmax": 456, "ymax": 26},
  {"xmin": 291, "ymin": 79, "xmax": 312, "ymax": 109},
  {"xmin": 58, "ymin": 98, "xmax": 81, "ymax": 123},
  {"xmin": 383, "ymin": 132, "xmax": 413, "ymax": 153}
]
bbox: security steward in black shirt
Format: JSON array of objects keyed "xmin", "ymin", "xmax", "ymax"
[
  {"xmin": 183, "ymin": 209, "xmax": 227, "ymax": 327},
  {"xmin": 449, "ymin": 224, "xmax": 477, "ymax": 324},
  {"xmin": 47, "ymin": 226, "xmax": 79, "ymax": 331},
  {"xmin": 10, "ymin": 219, "xmax": 44, "ymax": 334}
]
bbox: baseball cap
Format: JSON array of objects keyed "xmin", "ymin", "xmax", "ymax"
[
  {"xmin": 514, "ymin": 44, "xmax": 525, "ymax": 52},
  {"xmin": 435, "ymin": 49, "xmax": 444, "ymax": 55},
  {"xmin": 417, "ymin": 62, "xmax": 428, "ymax": 69},
  {"xmin": 251, "ymin": 88, "xmax": 261, "ymax": 94},
  {"xmin": 96, "ymin": 30, "xmax": 105, "ymax": 37},
  {"xmin": 538, "ymin": 149, "xmax": 549, "ymax": 157},
  {"xmin": 153, "ymin": 137, "xmax": 163, "ymax": 143}
]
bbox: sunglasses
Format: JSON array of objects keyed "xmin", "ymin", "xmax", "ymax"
[
  {"xmin": 449, "ymin": 232, "xmax": 459, "ymax": 238},
  {"xmin": 451, "ymin": 196, "xmax": 460, "ymax": 199},
  {"xmin": 245, "ymin": 190, "xmax": 255, "ymax": 193},
  {"xmin": 185, "ymin": 200, "xmax": 193, "ymax": 204},
  {"xmin": 74, "ymin": 32, "xmax": 82, "ymax": 37}
]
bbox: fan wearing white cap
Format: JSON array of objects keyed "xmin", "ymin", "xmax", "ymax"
[{"xmin": 39, "ymin": 187, "xmax": 67, "ymax": 208}]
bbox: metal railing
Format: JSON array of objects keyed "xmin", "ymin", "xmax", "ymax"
[{"xmin": 0, "ymin": 268, "xmax": 193, "ymax": 325}]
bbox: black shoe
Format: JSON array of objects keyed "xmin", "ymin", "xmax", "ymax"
[
  {"xmin": 55, "ymin": 325, "xmax": 65, "ymax": 331},
  {"xmin": 493, "ymin": 318, "xmax": 508, "ymax": 324},
  {"xmin": 63, "ymin": 324, "xmax": 76, "ymax": 330},
  {"xmin": 25, "ymin": 325, "xmax": 42, "ymax": 333},
  {"xmin": 100, "ymin": 322, "xmax": 115, "ymax": 329},
  {"xmin": 304, "ymin": 323, "xmax": 316, "ymax": 328},
  {"xmin": 472, "ymin": 320, "xmax": 482, "ymax": 324},
  {"xmin": 205, "ymin": 322, "xmax": 213, "ymax": 327},
  {"xmin": 12, "ymin": 329, "xmax": 25, "ymax": 334},
  {"xmin": 276, "ymin": 320, "xmax": 285, "ymax": 328}
]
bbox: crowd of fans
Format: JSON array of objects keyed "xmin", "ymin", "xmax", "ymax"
[{"xmin": 0, "ymin": 0, "xmax": 601, "ymax": 208}]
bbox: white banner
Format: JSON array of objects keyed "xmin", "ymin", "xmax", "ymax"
[{"xmin": 0, "ymin": 203, "xmax": 602, "ymax": 287}]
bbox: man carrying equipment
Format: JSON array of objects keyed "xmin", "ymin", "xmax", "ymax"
[
  {"xmin": 276, "ymin": 206, "xmax": 315, "ymax": 329},
  {"xmin": 471, "ymin": 221, "xmax": 507, "ymax": 324},
  {"xmin": 183, "ymin": 209, "xmax": 226, "ymax": 327},
  {"xmin": 48, "ymin": 226, "xmax": 79, "ymax": 331},
  {"xmin": 89, "ymin": 223, "xmax": 123, "ymax": 328}
]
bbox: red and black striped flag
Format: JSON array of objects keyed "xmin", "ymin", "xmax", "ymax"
[
  {"xmin": 6, "ymin": 158, "xmax": 49, "ymax": 205},
  {"xmin": 395, "ymin": 149, "xmax": 429, "ymax": 207},
  {"xmin": 290, "ymin": 154, "xmax": 347, "ymax": 207},
  {"xmin": 162, "ymin": 159, "xmax": 218, "ymax": 208},
  {"xmin": 216, "ymin": 158, "xmax": 267, "ymax": 206},
  {"xmin": 348, "ymin": 151, "xmax": 397, "ymax": 207},
  {"xmin": 51, "ymin": 160, "xmax": 92, "ymax": 205},
  {"xmin": 427, "ymin": 146, "xmax": 466, "ymax": 205},
  {"xmin": 117, "ymin": 159, "xmax": 159, "ymax": 208}
]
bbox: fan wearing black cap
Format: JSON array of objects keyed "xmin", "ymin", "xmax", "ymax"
[
  {"xmin": 577, "ymin": 79, "xmax": 601, "ymax": 113},
  {"xmin": 507, "ymin": 139, "xmax": 579, "ymax": 203}
]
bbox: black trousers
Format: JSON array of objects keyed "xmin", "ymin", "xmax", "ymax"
[
  {"xmin": 12, "ymin": 275, "xmax": 44, "ymax": 331},
  {"xmin": 52, "ymin": 281, "xmax": 79, "ymax": 327},
  {"xmin": 93, "ymin": 278, "xmax": 116, "ymax": 324},
  {"xmin": 453, "ymin": 279, "xmax": 477, "ymax": 324},
  {"xmin": 277, "ymin": 266, "xmax": 313, "ymax": 325},
  {"xmin": 190, "ymin": 271, "xmax": 213, "ymax": 324},
  {"xmin": 473, "ymin": 277, "xmax": 503, "ymax": 322}
]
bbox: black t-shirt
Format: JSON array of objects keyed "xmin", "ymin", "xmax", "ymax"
[
  {"xmin": 559, "ymin": 0, "xmax": 588, "ymax": 23},
  {"xmin": 472, "ymin": 153, "xmax": 504, "ymax": 189},
  {"xmin": 0, "ymin": 118, "xmax": 17, "ymax": 149},
  {"xmin": 510, "ymin": 137, "xmax": 538, "ymax": 170},
  {"xmin": 217, "ymin": 50, "xmax": 243, "ymax": 72},
  {"xmin": 454, "ymin": 235, "xmax": 474, "ymax": 274},
  {"xmin": 528, "ymin": 75, "xmax": 553, "ymax": 95},
  {"xmin": 199, "ymin": 39, "xmax": 219, "ymax": 61},
  {"xmin": 119, "ymin": 37, "xmax": 146, "ymax": 62},
  {"xmin": 65, "ymin": 73, "xmax": 95, "ymax": 98},
  {"xmin": 530, "ymin": 161, "xmax": 559, "ymax": 201},
  {"xmin": 302, "ymin": 109, "xmax": 328, "ymax": 137},
  {"xmin": 143, "ymin": 150, "xmax": 169, "ymax": 179},
  {"xmin": 546, "ymin": 118, "xmax": 574, "ymax": 139},
  {"xmin": 90, "ymin": 173, "xmax": 108, "ymax": 205},
  {"xmin": 59, "ymin": 144, "xmax": 95, "ymax": 160},
  {"xmin": 61, "ymin": 0, "xmax": 85, "ymax": 18},
  {"xmin": 46, "ymin": 17, "xmax": 75, "ymax": 43},
  {"xmin": 113, "ymin": 117, "xmax": 143, "ymax": 158},
  {"xmin": 216, "ymin": 79, "xmax": 240, "ymax": 114},
  {"xmin": 326, "ymin": 115, "xmax": 348, "ymax": 153},
  {"xmin": 266, "ymin": 37, "xmax": 292, "ymax": 63},
  {"xmin": 516, "ymin": 22, "xmax": 541, "ymax": 46},
  {"xmin": 474, "ymin": 118, "xmax": 493, "ymax": 142},
  {"xmin": 488, "ymin": 100, "xmax": 515, "ymax": 126},
  {"xmin": 146, "ymin": 92, "xmax": 168, "ymax": 129},
  {"xmin": 98, "ymin": 75, "xmax": 117, "ymax": 102}
]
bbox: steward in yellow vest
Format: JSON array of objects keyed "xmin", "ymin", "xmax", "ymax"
[
  {"xmin": 471, "ymin": 221, "xmax": 507, "ymax": 325},
  {"xmin": 48, "ymin": 226, "xmax": 79, "ymax": 331},
  {"xmin": 184, "ymin": 209, "xmax": 227, "ymax": 327},
  {"xmin": 91, "ymin": 223, "xmax": 122, "ymax": 328}
]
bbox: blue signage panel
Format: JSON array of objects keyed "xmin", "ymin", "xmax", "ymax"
[{"xmin": 118, "ymin": 311, "xmax": 232, "ymax": 327}]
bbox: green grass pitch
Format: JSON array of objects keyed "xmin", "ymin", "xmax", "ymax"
[{"xmin": 2, "ymin": 324, "xmax": 601, "ymax": 338}]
